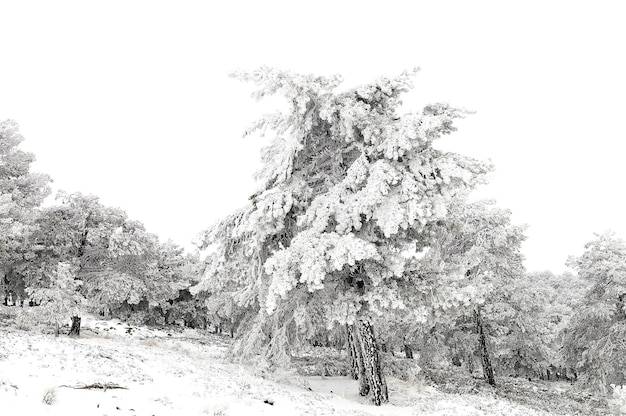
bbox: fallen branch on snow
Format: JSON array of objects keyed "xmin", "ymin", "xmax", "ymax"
[{"xmin": 59, "ymin": 382, "xmax": 128, "ymax": 391}]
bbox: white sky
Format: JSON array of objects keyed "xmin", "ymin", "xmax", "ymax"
[{"xmin": 1, "ymin": 1, "xmax": 624, "ymax": 273}]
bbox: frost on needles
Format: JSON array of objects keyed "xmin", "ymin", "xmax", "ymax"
[{"xmin": 192, "ymin": 67, "xmax": 492, "ymax": 405}]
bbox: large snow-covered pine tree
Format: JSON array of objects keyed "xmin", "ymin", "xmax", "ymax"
[{"xmin": 195, "ymin": 67, "xmax": 491, "ymax": 405}]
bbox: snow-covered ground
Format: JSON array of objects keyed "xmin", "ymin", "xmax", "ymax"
[{"xmin": 0, "ymin": 309, "xmax": 580, "ymax": 415}]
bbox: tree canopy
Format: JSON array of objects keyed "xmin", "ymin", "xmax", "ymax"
[
  {"xmin": 565, "ymin": 231, "xmax": 626, "ymax": 392},
  {"xmin": 194, "ymin": 67, "xmax": 493, "ymax": 404}
]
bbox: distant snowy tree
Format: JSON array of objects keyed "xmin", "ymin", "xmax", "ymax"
[
  {"xmin": 0, "ymin": 120, "xmax": 51, "ymax": 304},
  {"xmin": 564, "ymin": 231, "xmax": 626, "ymax": 392},
  {"xmin": 499, "ymin": 270, "xmax": 589, "ymax": 380},
  {"xmin": 414, "ymin": 198, "xmax": 526, "ymax": 385},
  {"xmin": 25, "ymin": 262, "xmax": 83, "ymax": 336},
  {"xmin": 24, "ymin": 192, "xmax": 185, "ymax": 331},
  {"xmin": 195, "ymin": 67, "xmax": 491, "ymax": 404},
  {"xmin": 85, "ymin": 219, "xmax": 183, "ymax": 320},
  {"xmin": 21, "ymin": 192, "xmax": 126, "ymax": 334}
]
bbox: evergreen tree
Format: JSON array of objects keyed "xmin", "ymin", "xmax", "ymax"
[
  {"xmin": 500, "ymin": 271, "xmax": 588, "ymax": 380},
  {"xmin": 25, "ymin": 192, "xmax": 185, "ymax": 331},
  {"xmin": 195, "ymin": 67, "xmax": 491, "ymax": 404},
  {"xmin": 564, "ymin": 231, "xmax": 626, "ymax": 392},
  {"xmin": 413, "ymin": 198, "xmax": 526, "ymax": 385},
  {"xmin": 25, "ymin": 262, "xmax": 83, "ymax": 336},
  {"xmin": 0, "ymin": 120, "xmax": 51, "ymax": 304}
]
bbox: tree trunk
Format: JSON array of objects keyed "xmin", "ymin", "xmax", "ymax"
[
  {"xmin": 404, "ymin": 344, "xmax": 413, "ymax": 359},
  {"xmin": 475, "ymin": 307, "xmax": 495, "ymax": 386},
  {"xmin": 353, "ymin": 325, "xmax": 370, "ymax": 397},
  {"xmin": 346, "ymin": 324, "xmax": 360, "ymax": 380},
  {"xmin": 68, "ymin": 316, "xmax": 81, "ymax": 337},
  {"xmin": 355, "ymin": 320, "xmax": 388, "ymax": 405},
  {"xmin": 467, "ymin": 352, "xmax": 475, "ymax": 375}
]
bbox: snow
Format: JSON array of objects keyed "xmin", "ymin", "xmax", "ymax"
[{"xmin": 0, "ymin": 308, "xmax": 557, "ymax": 415}]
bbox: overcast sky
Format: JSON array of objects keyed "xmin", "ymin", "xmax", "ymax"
[{"xmin": 1, "ymin": 1, "xmax": 624, "ymax": 273}]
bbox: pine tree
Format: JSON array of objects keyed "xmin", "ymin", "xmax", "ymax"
[
  {"xmin": 411, "ymin": 198, "xmax": 526, "ymax": 385},
  {"xmin": 25, "ymin": 262, "xmax": 83, "ymax": 336},
  {"xmin": 25, "ymin": 192, "xmax": 184, "ymax": 330},
  {"xmin": 564, "ymin": 231, "xmax": 626, "ymax": 392},
  {"xmin": 195, "ymin": 67, "xmax": 491, "ymax": 404},
  {"xmin": 0, "ymin": 120, "xmax": 51, "ymax": 305}
]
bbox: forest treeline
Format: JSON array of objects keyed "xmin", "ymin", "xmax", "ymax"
[{"xmin": 1, "ymin": 68, "xmax": 624, "ymax": 405}]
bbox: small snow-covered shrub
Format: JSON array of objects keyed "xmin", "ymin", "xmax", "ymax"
[
  {"xmin": 14, "ymin": 313, "xmax": 35, "ymax": 331},
  {"xmin": 383, "ymin": 355, "xmax": 423, "ymax": 382},
  {"xmin": 292, "ymin": 354, "xmax": 349, "ymax": 377},
  {"xmin": 204, "ymin": 402, "xmax": 229, "ymax": 415},
  {"xmin": 268, "ymin": 367, "xmax": 311, "ymax": 390},
  {"xmin": 291, "ymin": 345, "xmax": 350, "ymax": 377},
  {"xmin": 140, "ymin": 338, "xmax": 160, "ymax": 347},
  {"xmin": 422, "ymin": 367, "xmax": 483, "ymax": 394},
  {"xmin": 0, "ymin": 306, "xmax": 19, "ymax": 327},
  {"xmin": 42, "ymin": 387, "xmax": 57, "ymax": 405},
  {"xmin": 167, "ymin": 341, "xmax": 192, "ymax": 355}
]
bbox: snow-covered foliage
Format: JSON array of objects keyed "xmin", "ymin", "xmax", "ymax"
[
  {"xmin": 396, "ymin": 198, "xmax": 528, "ymax": 377},
  {"xmin": 0, "ymin": 120, "xmax": 51, "ymax": 302},
  {"xmin": 497, "ymin": 270, "xmax": 589, "ymax": 378},
  {"xmin": 18, "ymin": 192, "xmax": 193, "ymax": 325},
  {"xmin": 564, "ymin": 231, "xmax": 626, "ymax": 392},
  {"xmin": 194, "ymin": 67, "xmax": 492, "ymax": 369},
  {"xmin": 23, "ymin": 262, "xmax": 83, "ymax": 334}
]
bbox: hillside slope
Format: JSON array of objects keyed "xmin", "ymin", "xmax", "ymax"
[{"xmin": 0, "ymin": 309, "xmax": 611, "ymax": 415}]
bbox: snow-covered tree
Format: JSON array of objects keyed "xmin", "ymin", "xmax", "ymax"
[
  {"xmin": 0, "ymin": 120, "xmax": 51, "ymax": 304},
  {"xmin": 412, "ymin": 198, "xmax": 526, "ymax": 385},
  {"xmin": 25, "ymin": 262, "xmax": 83, "ymax": 336},
  {"xmin": 564, "ymin": 231, "xmax": 626, "ymax": 392},
  {"xmin": 84, "ymin": 219, "xmax": 181, "ymax": 318},
  {"xmin": 497, "ymin": 270, "xmax": 589, "ymax": 380},
  {"xmin": 25, "ymin": 192, "xmax": 186, "ymax": 331},
  {"xmin": 21, "ymin": 192, "xmax": 126, "ymax": 334},
  {"xmin": 195, "ymin": 67, "xmax": 491, "ymax": 404}
]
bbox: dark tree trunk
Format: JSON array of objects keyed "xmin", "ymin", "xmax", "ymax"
[
  {"xmin": 404, "ymin": 344, "xmax": 413, "ymax": 359},
  {"xmin": 355, "ymin": 320, "xmax": 388, "ymax": 406},
  {"xmin": 68, "ymin": 316, "xmax": 81, "ymax": 337},
  {"xmin": 347, "ymin": 323, "xmax": 371, "ymax": 397},
  {"xmin": 475, "ymin": 307, "xmax": 495, "ymax": 386},
  {"xmin": 467, "ymin": 352, "xmax": 475, "ymax": 375},
  {"xmin": 346, "ymin": 324, "xmax": 360, "ymax": 380},
  {"xmin": 618, "ymin": 294, "xmax": 626, "ymax": 320},
  {"xmin": 354, "ymin": 325, "xmax": 370, "ymax": 397}
]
